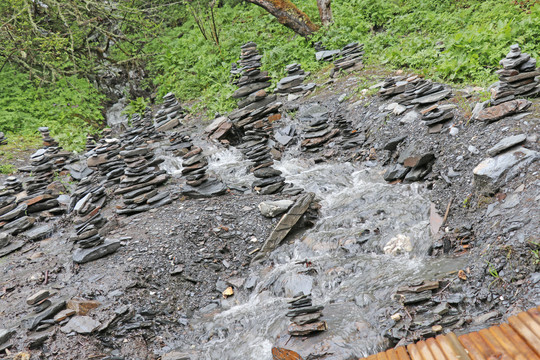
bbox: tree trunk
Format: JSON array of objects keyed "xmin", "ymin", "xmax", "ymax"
[
  {"xmin": 316, "ymin": 0, "xmax": 333, "ymax": 26},
  {"xmin": 245, "ymin": 0, "xmax": 319, "ymax": 38}
]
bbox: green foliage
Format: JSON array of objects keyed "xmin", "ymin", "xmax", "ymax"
[
  {"xmin": 123, "ymin": 97, "xmax": 149, "ymax": 117},
  {"xmin": 0, "ymin": 163, "xmax": 17, "ymax": 175},
  {"xmin": 0, "ymin": 66, "xmax": 104, "ymax": 151},
  {"xmin": 147, "ymin": 0, "xmax": 540, "ymax": 115},
  {"xmin": 146, "ymin": 2, "xmax": 326, "ymax": 115}
]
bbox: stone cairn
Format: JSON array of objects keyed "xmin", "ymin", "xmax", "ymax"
[
  {"xmin": 115, "ymin": 145, "xmax": 171, "ymax": 215},
  {"xmin": 154, "ymin": 92, "xmax": 185, "ymax": 132},
  {"xmin": 86, "ymin": 135, "xmax": 124, "ymax": 187},
  {"xmin": 493, "ymin": 44, "xmax": 540, "ymax": 104},
  {"xmin": 70, "ymin": 178, "xmax": 121, "ymax": 264},
  {"xmin": 473, "ymin": 44, "xmax": 538, "ymax": 123},
  {"xmin": 334, "ymin": 112, "xmax": 363, "ymax": 149},
  {"xmin": 180, "ymin": 144, "xmax": 227, "ymax": 198},
  {"xmin": 228, "ymin": 42, "xmax": 282, "ymax": 131},
  {"xmin": 299, "ymin": 105, "xmax": 339, "ymax": 152},
  {"xmin": 286, "ymin": 293, "xmax": 327, "ymax": 336},
  {"xmin": 85, "ymin": 133, "xmax": 98, "ymax": 152},
  {"xmin": 239, "ymin": 124, "xmax": 286, "ymax": 195},
  {"xmin": 276, "ymin": 63, "xmax": 315, "ymax": 96},
  {"xmin": 332, "ymin": 42, "xmax": 364, "ymax": 76},
  {"xmin": 0, "ymin": 131, "xmax": 6, "ymax": 145},
  {"xmin": 165, "ymin": 131, "xmax": 193, "ymax": 157},
  {"xmin": 379, "ymin": 75, "xmax": 454, "ymax": 133}
]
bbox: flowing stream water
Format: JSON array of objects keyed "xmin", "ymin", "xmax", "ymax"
[{"xmin": 160, "ymin": 145, "xmax": 466, "ymax": 359}]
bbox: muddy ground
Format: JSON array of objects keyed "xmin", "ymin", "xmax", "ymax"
[{"xmin": 1, "ymin": 65, "xmax": 539, "ymax": 359}]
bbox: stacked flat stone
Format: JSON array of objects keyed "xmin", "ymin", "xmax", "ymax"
[
  {"xmin": 276, "ymin": 64, "xmax": 315, "ymax": 95},
  {"xmin": 115, "ymin": 145, "xmax": 171, "ymax": 215},
  {"xmin": 379, "ymin": 76, "xmax": 451, "ymax": 106},
  {"xmin": 2, "ymin": 177, "xmax": 23, "ymax": 194},
  {"xmin": 334, "ymin": 113, "xmax": 363, "ymax": 149},
  {"xmin": 0, "ymin": 188, "xmax": 34, "ymax": 236},
  {"xmin": 492, "ymin": 44, "xmax": 540, "ymax": 105},
  {"xmin": 286, "ymin": 294, "xmax": 327, "ymax": 336},
  {"xmin": 180, "ymin": 145, "xmax": 227, "ymax": 198},
  {"xmin": 154, "ymin": 92, "xmax": 185, "ymax": 132},
  {"xmin": 86, "ymin": 134, "xmax": 98, "ymax": 152},
  {"xmin": 0, "ymin": 131, "xmax": 6, "ymax": 145},
  {"xmin": 228, "ymin": 42, "xmax": 282, "ymax": 131},
  {"xmin": 420, "ymin": 104, "xmax": 457, "ymax": 129},
  {"xmin": 165, "ymin": 132, "xmax": 193, "ymax": 157},
  {"xmin": 38, "ymin": 127, "xmax": 73, "ymax": 173},
  {"xmin": 87, "ymin": 138, "xmax": 125, "ymax": 187},
  {"xmin": 236, "ymin": 121, "xmax": 286, "ymax": 195},
  {"xmin": 70, "ymin": 179, "xmax": 107, "ymax": 249},
  {"xmin": 23, "ymin": 149, "xmax": 55, "ymax": 195},
  {"xmin": 333, "ymin": 42, "xmax": 364, "ymax": 73},
  {"xmin": 123, "ymin": 109, "xmax": 157, "ymax": 144},
  {"xmin": 299, "ymin": 105, "xmax": 339, "ymax": 151}
]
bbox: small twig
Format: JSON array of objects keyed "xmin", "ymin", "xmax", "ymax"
[
  {"xmin": 44, "ymin": 270, "xmax": 49, "ymax": 285},
  {"xmin": 441, "ymin": 197, "xmax": 453, "ymax": 226}
]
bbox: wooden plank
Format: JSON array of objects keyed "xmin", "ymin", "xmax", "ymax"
[
  {"xmin": 435, "ymin": 334, "xmax": 461, "ymax": 359},
  {"xmin": 416, "ymin": 340, "xmax": 435, "ymax": 360},
  {"xmin": 507, "ymin": 315, "xmax": 540, "ymax": 357},
  {"xmin": 478, "ymin": 328, "xmax": 513, "ymax": 360},
  {"xmin": 499, "ymin": 322, "xmax": 540, "ymax": 360},
  {"xmin": 446, "ymin": 333, "xmax": 472, "ymax": 360},
  {"xmin": 518, "ymin": 311, "xmax": 540, "ymax": 335},
  {"xmin": 385, "ymin": 348, "xmax": 400, "ymax": 360},
  {"xmin": 366, "ymin": 354, "xmax": 378, "ymax": 360},
  {"xmin": 396, "ymin": 346, "xmax": 411, "ymax": 360},
  {"xmin": 377, "ymin": 351, "xmax": 389, "ymax": 360},
  {"xmin": 488, "ymin": 325, "xmax": 527, "ymax": 360},
  {"xmin": 407, "ymin": 343, "xmax": 423, "ymax": 360},
  {"xmin": 527, "ymin": 307, "xmax": 540, "ymax": 325},
  {"xmin": 457, "ymin": 333, "xmax": 487, "ymax": 360},
  {"xmin": 468, "ymin": 332, "xmax": 505, "ymax": 359},
  {"xmin": 425, "ymin": 338, "xmax": 447, "ymax": 360}
]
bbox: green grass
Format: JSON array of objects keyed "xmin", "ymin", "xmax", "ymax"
[
  {"xmin": 147, "ymin": 0, "xmax": 540, "ymax": 115},
  {"xmin": 2, "ymin": 0, "xmax": 539, "ymax": 147},
  {"xmin": 0, "ymin": 66, "xmax": 105, "ymax": 152}
]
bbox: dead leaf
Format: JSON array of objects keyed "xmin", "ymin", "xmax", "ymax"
[
  {"xmin": 222, "ymin": 287, "xmax": 234, "ymax": 298},
  {"xmin": 458, "ymin": 270, "xmax": 467, "ymax": 281}
]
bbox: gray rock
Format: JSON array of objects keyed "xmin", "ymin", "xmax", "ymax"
[
  {"xmin": 411, "ymin": 89, "xmax": 451, "ymax": 104},
  {"xmin": 21, "ymin": 300, "xmax": 66, "ymax": 330},
  {"xmin": 0, "ymin": 232, "xmax": 10, "ymax": 248},
  {"xmin": 23, "ymin": 224, "xmax": 53, "ymax": 241},
  {"xmin": 0, "ymin": 329, "xmax": 15, "ymax": 346},
  {"xmin": 383, "ymin": 135, "xmax": 407, "ymax": 151},
  {"xmin": 60, "ymin": 316, "xmax": 101, "ymax": 334},
  {"xmin": 27, "ymin": 289, "xmax": 51, "ymax": 305},
  {"xmin": 315, "ymin": 50, "xmax": 340, "ymax": 61},
  {"xmin": 383, "ymin": 164, "xmax": 410, "ymax": 181},
  {"xmin": 180, "ymin": 180, "xmax": 227, "ymax": 198},
  {"xmin": 73, "ymin": 239, "xmax": 121, "ymax": 264},
  {"xmin": 254, "ymin": 193, "xmax": 314, "ymax": 260},
  {"xmin": 487, "ymin": 134, "xmax": 527, "ymax": 157},
  {"xmin": 0, "ymin": 203, "xmax": 27, "ymax": 221},
  {"xmin": 400, "ymin": 110, "xmax": 420, "ymax": 124},
  {"xmin": 0, "ymin": 240, "xmax": 24, "ymax": 257},
  {"xmin": 258, "ymin": 200, "xmax": 294, "ymax": 218},
  {"xmin": 162, "ymin": 351, "xmax": 192, "ymax": 360},
  {"xmin": 473, "ymin": 147, "xmax": 539, "ymax": 194}
]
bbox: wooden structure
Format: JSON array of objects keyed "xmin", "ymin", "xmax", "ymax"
[{"xmin": 359, "ymin": 306, "xmax": 540, "ymax": 360}]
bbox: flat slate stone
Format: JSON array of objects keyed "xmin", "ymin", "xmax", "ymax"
[
  {"xmin": 473, "ymin": 147, "xmax": 538, "ymax": 194},
  {"xmin": 180, "ymin": 180, "xmax": 227, "ymax": 198},
  {"xmin": 73, "ymin": 239, "xmax": 121, "ymax": 264},
  {"xmin": 21, "ymin": 300, "xmax": 66, "ymax": 330},
  {"xmin": 476, "ymin": 99, "xmax": 531, "ymax": 122},
  {"xmin": 487, "ymin": 134, "xmax": 527, "ymax": 157},
  {"xmin": 411, "ymin": 89, "xmax": 451, "ymax": 104},
  {"xmin": 60, "ymin": 316, "xmax": 101, "ymax": 334}
]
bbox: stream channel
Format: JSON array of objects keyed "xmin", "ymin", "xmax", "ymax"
[{"xmin": 158, "ymin": 141, "xmax": 467, "ymax": 359}]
